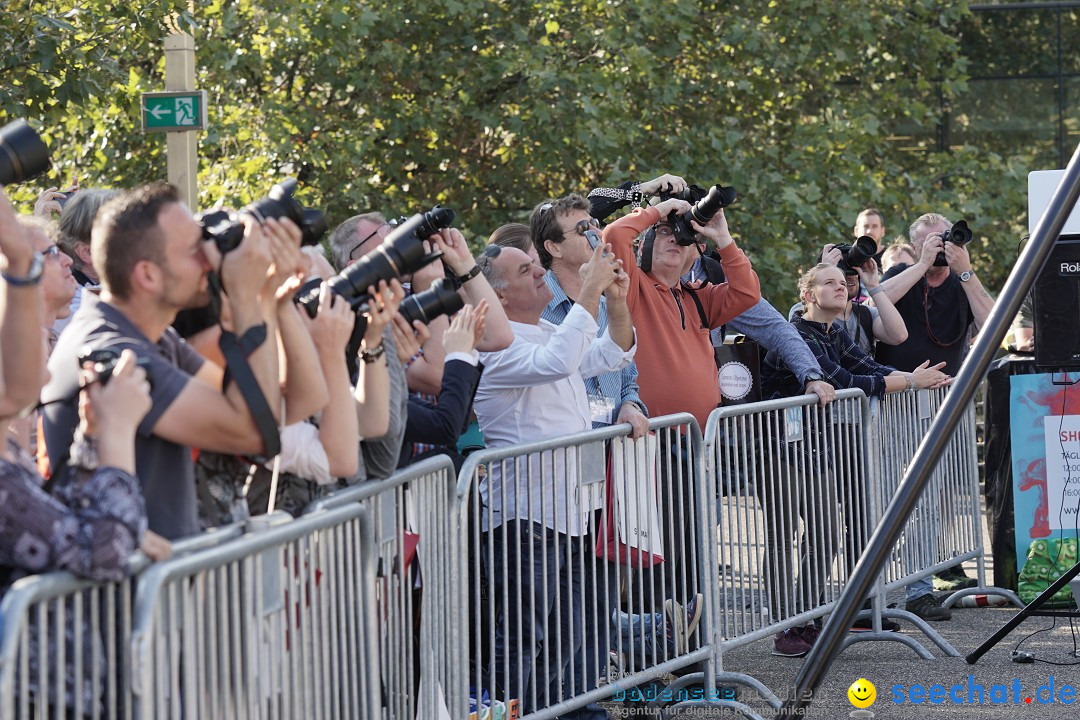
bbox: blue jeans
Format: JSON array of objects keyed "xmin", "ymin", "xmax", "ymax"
[{"xmin": 487, "ymin": 520, "xmax": 586, "ymax": 714}]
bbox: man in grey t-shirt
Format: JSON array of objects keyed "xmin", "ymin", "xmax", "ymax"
[{"xmin": 42, "ymin": 183, "xmax": 323, "ymax": 540}]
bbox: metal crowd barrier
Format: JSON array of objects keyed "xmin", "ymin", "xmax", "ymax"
[
  {"xmin": 701, "ymin": 389, "xmax": 871, "ymax": 715},
  {"xmin": 868, "ymin": 388, "xmax": 1021, "ymax": 630},
  {"xmin": 0, "ymin": 524, "xmax": 243, "ymax": 720},
  {"xmin": 306, "ymin": 454, "xmax": 465, "ymax": 720},
  {"xmin": 456, "ymin": 413, "xmax": 734, "ymax": 720},
  {"xmin": 129, "ymin": 505, "xmax": 377, "ymax": 720}
]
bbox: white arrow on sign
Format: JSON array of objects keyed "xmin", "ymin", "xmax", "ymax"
[{"xmin": 148, "ymin": 105, "xmax": 172, "ymax": 120}]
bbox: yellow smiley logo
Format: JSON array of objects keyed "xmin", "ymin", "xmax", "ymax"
[{"xmin": 848, "ymin": 678, "xmax": 876, "ymax": 709}]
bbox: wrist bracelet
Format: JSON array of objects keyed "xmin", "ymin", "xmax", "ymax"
[
  {"xmin": 403, "ymin": 348, "xmax": 425, "ymax": 371},
  {"xmin": 867, "ymin": 285, "xmax": 884, "ymax": 297},
  {"xmin": 906, "ymin": 373, "xmax": 915, "ymax": 391},
  {"xmin": 360, "ymin": 342, "xmax": 386, "ymax": 364},
  {"xmin": 70, "ymin": 428, "xmax": 100, "ymax": 471}
]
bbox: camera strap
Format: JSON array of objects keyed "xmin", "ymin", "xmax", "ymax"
[
  {"xmin": 681, "ymin": 285, "xmax": 710, "ymax": 331},
  {"xmin": 219, "ymin": 323, "xmax": 281, "ymax": 459}
]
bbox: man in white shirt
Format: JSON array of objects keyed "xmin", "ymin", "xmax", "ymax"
[{"xmin": 474, "ymin": 241, "xmax": 634, "ymax": 717}]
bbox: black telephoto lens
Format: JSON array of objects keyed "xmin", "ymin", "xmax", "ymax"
[
  {"xmin": 847, "ymin": 236, "xmax": 878, "ymax": 268},
  {"xmin": 399, "ymin": 278, "xmax": 464, "ymax": 326},
  {"xmin": 246, "ymin": 178, "xmax": 328, "ymax": 247},
  {"xmin": 935, "ymin": 219, "xmax": 972, "ymax": 266},
  {"xmin": 0, "ymin": 120, "xmax": 50, "ymax": 185},
  {"xmin": 295, "ymin": 206, "xmax": 455, "ymax": 318},
  {"xmin": 688, "ymin": 184, "xmax": 738, "ymax": 226}
]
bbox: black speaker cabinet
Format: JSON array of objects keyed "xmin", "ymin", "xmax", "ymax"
[{"xmin": 1034, "ymin": 235, "xmax": 1080, "ymax": 368}]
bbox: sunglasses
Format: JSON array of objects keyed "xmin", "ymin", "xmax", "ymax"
[
  {"xmin": 348, "ymin": 222, "xmax": 392, "ymax": 261},
  {"xmin": 566, "ymin": 217, "xmax": 601, "ymax": 237}
]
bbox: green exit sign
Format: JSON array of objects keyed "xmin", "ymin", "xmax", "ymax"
[{"xmin": 141, "ymin": 91, "xmax": 208, "ymax": 133}]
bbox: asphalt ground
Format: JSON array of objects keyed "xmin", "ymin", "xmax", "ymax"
[
  {"xmin": 600, "ymin": 578, "xmax": 1080, "ymax": 719},
  {"xmin": 600, "ymin": 523, "xmax": 1080, "ymax": 720}
]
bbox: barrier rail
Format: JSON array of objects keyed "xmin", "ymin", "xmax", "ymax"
[
  {"xmin": 869, "ymin": 387, "xmax": 1022, "ymax": 620},
  {"xmin": 306, "ymin": 454, "xmax": 465, "ymax": 719},
  {"xmin": 129, "ymin": 505, "xmax": 377, "ymax": 720},
  {"xmin": 705, "ymin": 389, "xmax": 871, "ymax": 656},
  {"xmin": 0, "ymin": 387, "xmax": 996, "ymax": 719},
  {"xmin": 0, "ymin": 524, "xmax": 243, "ymax": 720},
  {"xmin": 455, "ymin": 413, "xmax": 738, "ymax": 720}
]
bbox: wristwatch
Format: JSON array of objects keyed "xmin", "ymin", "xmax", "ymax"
[
  {"xmin": 958, "ymin": 270, "xmax": 974, "ymax": 282},
  {"xmin": 1, "ymin": 252, "xmax": 44, "ymax": 287},
  {"xmin": 456, "ymin": 264, "xmax": 482, "ymax": 285},
  {"xmin": 803, "ymin": 371, "xmax": 825, "ymax": 387}
]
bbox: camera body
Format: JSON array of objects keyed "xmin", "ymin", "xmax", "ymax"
[
  {"xmin": 77, "ymin": 347, "xmax": 153, "ymax": 389},
  {"xmin": 294, "ymin": 206, "xmax": 453, "ymax": 318},
  {"xmin": 832, "ymin": 236, "xmax": 878, "ymax": 275},
  {"xmin": 656, "ymin": 183, "xmax": 738, "ymax": 246},
  {"xmin": 935, "ymin": 219, "xmax": 972, "ymax": 267},
  {"xmin": 198, "ymin": 178, "xmax": 327, "ymax": 254}
]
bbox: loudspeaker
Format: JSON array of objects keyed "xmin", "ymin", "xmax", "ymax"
[{"xmin": 1034, "ymin": 235, "xmax": 1080, "ymax": 368}]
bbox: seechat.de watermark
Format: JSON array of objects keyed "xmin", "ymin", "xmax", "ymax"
[{"xmin": 891, "ymin": 675, "xmax": 1078, "ymax": 706}]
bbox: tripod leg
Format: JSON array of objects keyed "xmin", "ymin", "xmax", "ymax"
[{"xmin": 965, "ymin": 558, "xmax": 1080, "ymax": 664}]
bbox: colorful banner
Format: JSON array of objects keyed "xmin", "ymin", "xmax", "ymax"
[{"xmin": 1009, "ymin": 373, "xmax": 1080, "ymax": 573}]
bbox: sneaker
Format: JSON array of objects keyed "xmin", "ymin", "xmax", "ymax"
[
  {"xmin": 772, "ymin": 628, "xmax": 812, "ymax": 657},
  {"xmin": 934, "ymin": 565, "xmax": 977, "ymax": 591},
  {"xmin": 796, "ymin": 623, "xmax": 820, "ymax": 646},
  {"xmin": 905, "ymin": 593, "xmax": 953, "ymax": 621},
  {"xmin": 850, "ymin": 616, "xmax": 901, "ymax": 632},
  {"xmin": 664, "ymin": 593, "xmax": 704, "ymax": 655}
]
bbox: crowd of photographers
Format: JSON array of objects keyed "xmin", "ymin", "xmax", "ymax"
[{"xmin": 0, "ymin": 117, "xmax": 999, "ymax": 718}]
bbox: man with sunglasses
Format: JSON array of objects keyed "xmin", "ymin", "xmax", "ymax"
[{"xmin": 530, "ymin": 193, "xmax": 649, "ymax": 438}]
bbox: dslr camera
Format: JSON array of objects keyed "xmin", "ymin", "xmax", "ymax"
[
  {"xmin": 294, "ymin": 205, "xmax": 453, "ymax": 318},
  {"xmin": 656, "ymin": 183, "xmax": 738, "ymax": 246},
  {"xmin": 831, "ymin": 236, "xmax": 878, "ymax": 275},
  {"xmin": 935, "ymin": 219, "xmax": 972, "ymax": 267},
  {"xmin": 77, "ymin": 347, "xmax": 152, "ymax": 389},
  {"xmin": 197, "ymin": 178, "xmax": 327, "ymax": 254}
]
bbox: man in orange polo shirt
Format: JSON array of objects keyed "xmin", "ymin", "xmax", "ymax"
[
  {"xmin": 601, "ymin": 198, "xmax": 761, "ymax": 429},
  {"xmin": 600, "ymin": 197, "xmax": 760, "ymax": 626}
]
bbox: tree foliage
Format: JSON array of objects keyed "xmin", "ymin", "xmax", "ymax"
[{"xmin": 2, "ymin": 0, "xmax": 1072, "ymax": 306}]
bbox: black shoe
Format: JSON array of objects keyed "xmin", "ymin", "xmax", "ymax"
[
  {"xmin": 851, "ymin": 616, "xmax": 901, "ymax": 632},
  {"xmin": 906, "ymin": 594, "xmax": 952, "ymax": 621}
]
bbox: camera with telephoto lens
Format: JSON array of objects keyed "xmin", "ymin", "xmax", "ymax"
[
  {"xmin": 294, "ymin": 206, "xmax": 454, "ymax": 318},
  {"xmin": 399, "ymin": 278, "xmax": 464, "ymax": 326},
  {"xmin": 832, "ymin": 236, "xmax": 878, "ymax": 275},
  {"xmin": 197, "ymin": 178, "xmax": 328, "ymax": 254},
  {"xmin": 0, "ymin": 120, "xmax": 50, "ymax": 185},
  {"xmin": 935, "ymin": 219, "xmax": 972, "ymax": 267},
  {"xmin": 77, "ymin": 348, "xmax": 153, "ymax": 389},
  {"xmin": 657, "ymin": 183, "xmax": 738, "ymax": 245}
]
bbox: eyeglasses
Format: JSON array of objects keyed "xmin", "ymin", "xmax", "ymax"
[
  {"xmin": 565, "ymin": 217, "xmax": 600, "ymax": 238},
  {"xmin": 348, "ymin": 223, "xmax": 392, "ymax": 261},
  {"xmin": 654, "ymin": 224, "xmax": 675, "ymax": 238},
  {"xmin": 43, "ymin": 245, "xmax": 62, "ymax": 259}
]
